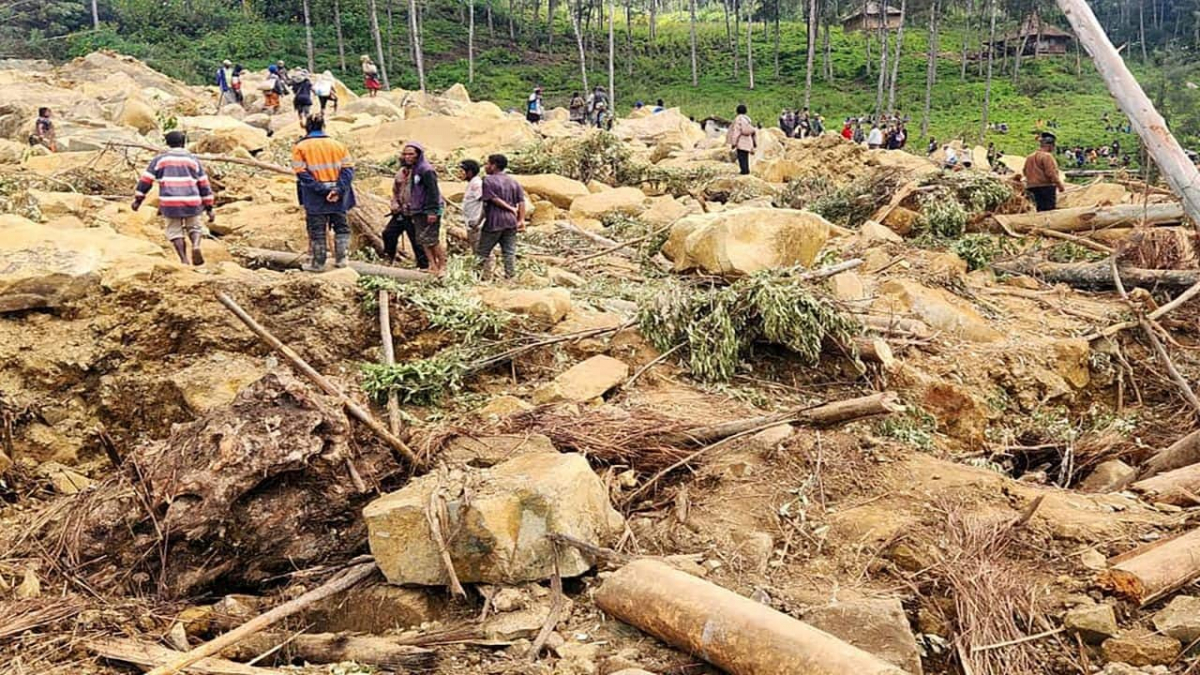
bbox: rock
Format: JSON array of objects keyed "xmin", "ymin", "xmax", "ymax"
[
  {"xmin": 547, "ymin": 267, "xmax": 586, "ymax": 288},
  {"xmin": 875, "ymin": 279, "xmax": 1002, "ymax": 343},
  {"xmin": 478, "ymin": 395, "xmax": 535, "ymax": 418},
  {"xmin": 349, "ymin": 115, "xmax": 537, "ymax": 162},
  {"xmin": 243, "ymin": 113, "xmax": 271, "ymax": 130},
  {"xmin": 1078, "ymin": 459, "xmax": 1137, "ymax": 494},
  {"xmin": 28, "ymin": 189, "xmax": 106, "ymax": 219},
  {"xmin": 342, "ymin": 96, "xmax": 406, "ymax": 119},
  {"xmin": 640, "ymin": 195, "xmax": 700, "ymax": 229},
  {"xmin": 116, "ymin": 96, "xmax": 158, "ymax": 134},
  {"xmin": 483, "ymin": 595, "xmax": 574, "ymax": 640},
  {"xmin": 861, "ymin": 220, "xmax": 904, "ymax": 243},
  {"xmin": 662, "ymin": 208, "xmax": 831, "ymax": 275},
  {"xmin": 610, "ymin": 670, "xmax": 657, "ymax": 675},
  {"xmin": 801, "ymin": 598, "xmax": 923, "ymax": 674},
  {"xmin": 169, "ymin": 354, "xmax": 267, "ymax": 415},
  {"xmin": 1101, "ymin": 629, "xmax": 1180, "ymax": 666},
  {"xmin": 569, "ymin": 187, "xmax": 648, "ymax": 220},
  {"xmin": 177, "ymin": 115, "xmax": 269, "ymax": 154},
  {"xmin": 515, "ymin": 174, "xmax": 590, "ymax": 209},
  {"xmin": 1063, "ymin": 604, "xmax": 1119, "ymax": 644},
  {"xmin": 1152, "ymin": 595, "xmax": 1200, "ymax": 643},
  {"xmin": 1080, "ymin": 548, "xmax": 1108, "ymax": 570},
  {"xmin": 612, "ymin": 108, "xmax": 705, "ymax": 151},
  {"xmin": 534, "ymin": 355, "xmax": 629, "ymax": 404},
  {"xmin": 702, "ymin": 174, "xmax": 780, "ymax": 203},
  {"xmin": 555, "ymin": 641, "xmax": 601, "ymax": 674},
  {"xmin": 441, "ymin": 433, "xmax": 558, "ymax": 467},
  {"xmin": 490, "ymin": 586, "xmax": 526, "ymax": 612},
  {"xmin": 0, "ymin": 139, "xmax": 25, "ymax": 164},
  {"xmin": 300, "ymin": 582, "xmax": 443, "ymax": 633},
  {"xmin": 443, "ymin": 82, "xmax": 471, "ymax": 102},
  {"xmin": 830, "ymin": 271, "xmax": 869, "ymax": 303},
  {"xmin": 37, "ymin": 461, "xmax": 92, "ymax": 494},
  {"xmin": 753, "ymin": 158, "xmax": 806, "ymax": 183},
  {"xmin": 1060, "ymin": 183, "xmax": 1128, "ymax": 209},
  {"xmin": 477, "ymin": 287, "xmax": 572, "ymax": 324},
  {"xmin": 364, "ymin": 453, "xmax": 624, "ymax": 585},
  {"xmin": 1051, "ymin": 338, "xmax": 1091, "ymax": 389},
  {"xmin": 748, "ymin": 424, "xmax": 794, "ymax": 451},
  {"xmin": 0, "ymin": 450, "xmax": 11, "ymax": 474},
  {"xmin": 586, "ymin": 180, "xmax": 610, "ymax": 193},
  {"xmin": 882, "ymin": 206, "xmax": 920, "ymax": 236}
]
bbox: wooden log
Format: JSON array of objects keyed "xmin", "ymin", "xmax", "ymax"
[
  {"xmin": 220, "ymin": 632, "xmax": 435, "ymax": 671},
  {"xmin": 377, "ymin": 290, "xmax": 403, "ymax": 438},
  {"xmin": 215, "ymin": 292, "xmax": 420, "ymax": 467},
  {"xmin": 594, "ymin": 559, "xmax": 908, "ymax": 675},
  {"xmin": 855, "ymin": 313, "xmax": 935, "ymax": 339},
  {"xmin": 1142, "ymin": 429, "xmax": 1200, "ymax": 478},
  {"xmin": 1130, "ymin": 462, "xmax": 1200, "ymax": 506},
  {"xmin": 991, "ymin": 203, "xmax": 1185, "ymax": 233},
  {"xmin": 992, "ymin": 259, "xmax": 1200, "ymax": 291},
  {"xmin": 1054, "ymin": 0, "xmax": 1200, "ymax": 226},
  {"xmin": 854, "ymin": 337, "xmax": 897, "ymax": 369},
  {"xmin": 87, "ymin": 638, "xmax": 287, "ymax": 675},
  {"xmin": 234, "ymin": 246, "xmax": 430, "ymax": 283},
  {"xmin": 145, "ymin": 562, "xmax": 379, "ymax": 675},
  {"xmin": 1099, "ymin": 528, "xmax": 1200, "ymax": 606},
  {"xmin": 669, "ymin": 392, "xmax": 904, "ymax": 445}
]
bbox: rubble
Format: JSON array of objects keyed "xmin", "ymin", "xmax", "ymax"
[
  {"xmin": 662, "ymin": 207, "xmax": 831, "ymax": 275},
  {"xmin": 533, "ymin": 355, "xmax": 630, "ymax": 403},
  {"xmin": 1063, "ymin": 603, "xmax": 1119, "ymax": 643},
  {"xmin": 1151, "ymin": 595, "xmax": 1200, "ymax": 643},
  {"xmin": 1101, "ymin": 630, "xmax": 1181, "ymax": 667}
]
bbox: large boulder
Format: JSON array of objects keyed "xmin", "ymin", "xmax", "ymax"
[
  {"xmin": 442, "ymin": 83, "xmax": 471, "ymax": 103},
  {"xmin": 1152, "ymin": 596, "xmax": 1200, "ymax": 643},
  {"xmin": 801, "ymin": 599, "xmax": 924, "ymax": 674},
  {"xmin": 169, "ymin": 353, "xmax": 269, "ymax": 415},
  {"xmin": 875, "ymin": 279, "xmax": 1002, "ymax": 343},
  {"xmin": 364, "ymin": 453, "xmax": 625, "ymax": 585},
  {"xmin": 612, "ymin": 108, "xmax": 705, "ymax": 151},
  {"xmin": 349, "ymin": 116, "xmax": 537, "ymax": 162},
  {"xmin": 477, "ymin": 287, "xmax": 571, "ymax": 324},
  {"xmin": 342, "ymin": 96, "xmax": 406, "ymax": 120},
  {"xmin": 515, "ymin": 174, "xmax": 590, "ymax": 209},
  {"xmin": 0, "ymin": 221, "xmax": 166, "ymax": 312},
  {"xmin": 533, "ymin": 355, "xmax": 629, "ymax": 404},
  {"xmin": 1060, "ymin": 183, "xmax": 1128, "ymax": 209},
  {"xmin": 27, "ymin": 189, "xmax": 107, "ymax": 220},
  {"xmin": 568, "ymin": 187, "xmax": 648, "ymax": 220},
  {"xmin": 662, "ymin": 207, "xmax": 831, "ymax": 275},
  {"xmin": 116, "ymin": 96, "xmax": 159, "ymax": 134},
  {"xmin": 177, "ymin": 116, "xmax": 269, "ymax": 154},
  {"xmin": 0, "ymin": 139, "xmax": 24, "ymax": 164}
]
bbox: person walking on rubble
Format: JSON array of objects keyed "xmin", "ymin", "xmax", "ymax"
[
  {"xmin": 362, "ymin": 56, "xmax": 382, "ymax": 97},
  {"xmin": 216, "ymin": 59, "xmax": 238, "ymax": 107},
  {"xmin": 314, "ymin": 71, "xmax": 339, "ymax": 114},
  {"xmin": 385, "ymin": 142, "xmax": 446, "ymax": 276},
  {"xmin": 292, "ymin": 114, "xmax": 356, "ymax": 271},
  {"xmin": 476, "ymin": 153, "xmax": 526, "ymax": 279},
  {"xmin": 1022, "ymin": 132, "xmax": 1065, "ymax": 212},
  {"xmin": 726, "ymin": 104, "xmax": 757, "ymax": 176},
  {"xmin": 291, "ymin": 69, "xmax": 315, "ymax": 124},
  {"xmin": 31, "ymin": 107, "xmax": 56, "ymax": 152},
  {"xmin": 260, "ymin": 64, "xmax": 287, "ymax": 115},
  {"xmin": 131, "ymin": 130, "xmax": 214, "ymax": 266}
]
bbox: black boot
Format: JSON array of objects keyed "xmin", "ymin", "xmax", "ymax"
[
  {"xmin": 190, "ymin": 232, "xmax": 205, "ymax": 266},
  {"xmin": 303, "ymin": 238, "xmax": 327, "ymax": 272},
  {"xmin": 334, "ymin": 233, "xmax": 350, "ymax": 268}
]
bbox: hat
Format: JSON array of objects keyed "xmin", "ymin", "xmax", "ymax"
[
  {"xmin": 1040, "ymin": 132, "xmax": 1057, "ymax": 144},
  {"xmin": 223, "ymin": 59, "xmax": 232, "ymax": 66}
]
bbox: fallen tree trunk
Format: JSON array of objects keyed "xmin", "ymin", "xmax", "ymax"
[
  {"xmin": 668, "ymin": 392, "xmax": 904, "ymax": 445},
  {"xmin": 1142, "ymin": 429, "xmax": 1200, "ymax": 478},
  {"xmin": 992, "ymin": 259, "xmax": 1200, "ymax": 291},
  {"xmin": 990, "ymin": 203, "xmax": 1185, "ymax": 233},
  {"xmin": 595, "ymin": 559, "xmax": 908, "ymax": 675},
  {"xmin": 234, "ymin": 246, "xmax": 430, "ymax": 282},
  {"xmin": 220, "ymin": 632, "xmax": 435, "ymax": 671},
  {"xmin": 1130, "ymin": 462, "xmax": 1200, "ymax": 506},
  {"xmin": 1099, "ymin": 528, "xmax": 1200, "ymax": 606},
  {"xmin": 145, "ymin": 562, "xmax": 379, "ymax": 675},
  {"xmin": 87, "ymin": 639, "xmax": 286, "ymax": 675}
]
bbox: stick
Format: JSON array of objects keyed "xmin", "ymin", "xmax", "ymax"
[
  {"xmin": 377, "ymin": 290, "xmax": 402, "ymax": 437},
  {"xmin": 1090, "ymin": 278, "xmax": 1200, "ymax": 340},
  {"xmin": 621, "ymin": 343, "xmax": 685, "ymax": 390},
  {"xmin": 971, "ymin": 627, "xmax": 1065, "ymax": 653},
  {"xmin": 1054, "ymin": 0, "xmax": 1200, "ymax": 226},
  {"xmin": 528, "ymin": 549, "xmax": 564, "ymax": 661},
  {"xmin": 87, "ymin": 639, "xmax": 287, "ymax": 675},
  {"xmin": 143, "ymin": 562, "xmax": 377, "ymax": 675},
  {"xmin": 1032, "ymin": 227, "xmax": 1114, "ymax": 254},
  {"xmin": 666, "ymin": 392, "xmax": 904, "ymax": 446},
  {"xmin": 570, "ymin": 223, "xmax": 673, "ymax": 264},
  {"xmin": 215, "ymin": 292, "xmax": 421, "ymax": 467},
  {"xmin": 221, "ymin": 632, "xmax": 436, "ymax": 670},
  {"xmin": 235, "ymin": 246, "xmax": 430, "ymax": 282},
  {"xmin": 1142, "ymin": 429, "xmax": 1200, "ymax": 478}
]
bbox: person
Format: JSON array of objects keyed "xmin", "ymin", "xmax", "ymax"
[
  {"xmin": 590, "ymin": 86, "xmax": 610, "ymax": 128},
  {"xmin": 477, "ymin": 153, "xmax": 526, "ymax": 279},
  {"xmin": 1022, "ymin": 133, "xmax": 1065, "ymax": 212},
  {"xmin": 1111, "ymin": 139, "xmax": 1121, "ymax": 157},
  {"xmin": 291, "ymin": 69, "xmax": 314, "ymax": 123},
  {"xmin": 361, "ymin": 55, "xmax": 382, "ymax": 97},
  {"xmin": 292, "ymin": 115, "xmax": 356, "ymax": 271},
  {"xmin": 779, "ymin": 109, "xmax": 795, "ymax": 138},
  {"xmin": 866, "ymin": 124, "xmax": 884, "ymax": 149},
  {"xmin": 796, "ymin": 114, "xmax": 810, "ymax": 139},
  {"xmin": 986, "ymin": 142, "xmax": 998, "ymax": 166},
  {"xmin": 726, "ymin": 104, "xmax": 757, "ymax": 176},
  {"xmin": 31, "ymin": 107, "xmax": 56, "ymax": 152},
  {"xmin": 131, "ymin": 130, "xmax": 214, "ymax": 266},
  {"xmin": 526, "ymin": 86, "xmax": 545, "ymax": 123},
  {"xmin": 811, "ymin": 114, "xmax": 825, "ymax": 136},
  {"xmin": 216, "ymin": 59, "xmax": 238, "ymax": 107},
  {"xmin": 260, "ymin": 64, "xmax": 286, "ymax": 115},
  {"xmin": 653, "ymin": 98, "xmax": 665, "ymax": 113},
  {"xmin": 231, "ymin": 64, "xmax": 246, "ymax": 104},
  {"xmin": 314, "ymin": 71, "xmax": 339, "ymax": 114},
  {"xmin": 460, "ymin": 159, "xmax": 486, "ymax": 263},
  {"xmin": 927, "ymin": 137, "xmax": 937, "ymax": 155},
  {"xmin": 386, "ymin": 142, "xmax": 446, "ymax": 276},
  {"xmin": 568, "ymin": 92, "xmax": 586, "ymax": 124},
  {"xmin": 852, "ymin": 121, "xmax": 865, "ymax": 144},
  {"xmin": 841, "ymin": 120, "xmax": 853, "ymax": 140},
  {"xmin": 943, "ymin": 145, "xmax": 959, "ymax": 169}
]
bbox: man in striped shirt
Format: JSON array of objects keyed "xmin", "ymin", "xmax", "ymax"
[
  {"xmin": 292, "ymin": 114, "xmax": 356, "ymax": 271},
  {"xmin": 132, "ymin": 131, "xmax": 215, "ymax": 266}
]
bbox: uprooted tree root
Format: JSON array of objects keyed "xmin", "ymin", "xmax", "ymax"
[{"xmin": 11, "ymin": 373, "xmax": 402, "ymax": 598}]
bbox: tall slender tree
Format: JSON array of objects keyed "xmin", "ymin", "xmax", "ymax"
[
  {"xmin": 823, "ymin": 0, "xmax": 835, "ymax": 81},
  {"xmin": 625, "ymin": 0, "xmax": 633, "ymax": 77},
  {"xmin": 690, "ymin": 0, "xmax": 699, "ymax": 85},
  {"xmin": 747, "ymin": 0, "xmax": 755, "ymax": 88},
  {"xmin": 774, "ymin": 0, "xmax": 781, "ymax": 77},
  {"xmin": 981, "ymin": 0, "xmax": 997, "ymax": 139},
  {"xmin": 804, "ymin": 0, "xmax": 818, "ymax": 107},
  {"xmin": 468, "ymin": 0, "xmax": 476, "ymax": 82},
  {"xmin": 608, "ymin": 0, "xmax": 616, "ymax": 105},
  {"xmin": 960, "ymin": 0, "xmax": 972, "ymax": 78},
  {"xmin": 874, "ymin": 11, "xmax": 889, "ymax": 117},
  {"xmin": 411, "ymin": 0, "xmax": 427, "ymax": 91},
  {"xmin": 570, "ymin": 0, "xmax": 589, "ymax": 89},
  {"xmin": 366, "ymin": 0, "xmax": 390, "ymax": 89},
  {"xmin": 920, "ymin": 0, "xmax": 939, "ymax": 137},
  {"xmin": 91, "ymin": 0, "xmax": 99, "ymax": 28},
  {"xmin": 333, "ymin": 0, "xmax": 347, "ymax": 72},
  {"xmin": 886, "ymin": 0, "xmax": 905, "ymax": 114},
  {"xmin": 302, "ymin": 0, "xmax": 316, "ymax": 72}
]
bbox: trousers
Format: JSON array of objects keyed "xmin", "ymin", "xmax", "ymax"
[
  {"xmin": 1027, "ymin": 186, "xmax": 1057, "ymax": 212},
  {"xmin": 736, "ymin": 149, "xmax": 751, "ymax": 175},
  {"xmin": 476, "ymin": 228, "xmax": 517, "ymax": 278},
  {"xmin": 382, "ymin": 214, "xmax": 430, "ymax": 269}
]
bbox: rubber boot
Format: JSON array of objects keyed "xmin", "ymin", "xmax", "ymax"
[
  {"xmin": 334, "ymin": 233, "xmax": 351, "ymax": 268},
  {"xmin": 190, "ymin": 232, "xmax": 205, "ymax": 266},
  {"xmin": 170, "ymin": 238, "xmax": 189, "ymax": 264},
  {"xmin": 303, "ymin": 238, "xmax": 327, "ymax": 272}
]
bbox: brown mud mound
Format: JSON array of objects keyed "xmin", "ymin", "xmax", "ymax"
[{"xmin": 34, "ymin": 372, "xmax": 400, "ymax": 597}]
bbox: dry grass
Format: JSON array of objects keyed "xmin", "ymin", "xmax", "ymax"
[{"xmin": 1117, "ymin": 226, "xmax": 1196, "ymax": 270}]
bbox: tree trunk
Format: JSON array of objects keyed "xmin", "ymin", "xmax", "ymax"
[
  {"xmin": 469, "ymin": 0, "xmax": 476, "ymax": 82},
  {"xmin": 626, "ymin": 0, "xmax": 633, "ymax": 78},
  {"xmin": 823, "ymin": 0, "xmax": 834, "ymax": 80},
  {"xmin": 333, "ymin": 0, "xmax": 347, "ymax": 72},
  {"xmin": 887, "ymin": 0, "xmax": 905, "ymax": 114},
  {"xmin": 990, "ymin": 259, "xmax": 1200, "ymax": 291},
  {"xmin": 864, "ymin": 0, "xmax": 872, "ymax": 77},
  {"xmin": 548, "ymin": 0, "xmax": 557, "ymax": 46},
  {"xmin": 746, "ymin": 0, "xmax": 755, "ymax": 89},
  {"xmin": 509, "ymin": 0, "xmax": 516, "ymax": 39},
  {"xmin": 1100, "ymin": 528, "xmax": 1200, "ymax": 606},
  {"xmin": 991, "ymin": 203, "xmax": 1185, "ymax": 232},
  {"xmin": 608, "ymin": 0, "xmax": 616, "ymax": 105},
  {"xmin": 960, "ymin": 0, "xmax": 971, "ymax": 79},
  {"xmin": 488, "ymin": 0, "xmax": 494, "ymax": 37},
  {"xmin": 1139, "ymin": 0, "xmax": 1148, "ymax": 61},
  {"xmin": 980, "ymin": 0, "xmax": 997, "ymax": 140},
  {"xmin": 1142, "ymin": 430, "xmax": 1200, "ymax": 478},
  {"xmin": 237, "ymin": 247, "xmax": 429, "ymax": 281},
  {"xmin": 774, "ymin": 0, "xmax": 782, "ymax": 78},
  {"xmin": 571, "ymin": 0, "xmax": 589, "ymax": 89},
  {"xmin": 690, "ymin": 0, "xmax": 699, "ymax": 85},
  {"xmin": 410, "ymin": 0, "xmax": 427, "ymax": 91},
  {"xmin": 1131, "ymin": 463, "xmax": 1200, "ymax": 506},
  {"xmin": 804, "ymin": 0, "xmax": 817, "ymax": 107},
  {"xmin": 387, "ymin": 0, "xmax": 395, "ymax": 74},
  {"xmin": 366, "ymin": 0, "xmax": 391, "ymax": 89},
  {"xmin": 874, "ymin": 18, "xmax": 889, "ymax": 117},
  {"xmin": 734, "ymin": 0, "xmax": 742, "ymax": 78},
  {"xmin": 92, "ymin": 0, "xmax": 99, "ymax": 28},
  {"xmin": 920, "ymin": 0, "xmax": 938, "ymax": 137},
  {"xmin": 650, "ymin": 0, "xmax": 658, "ymax": 49},
  {"xmin": 302, "ymin": 0, "xmax": 316, "ymax": 73}
]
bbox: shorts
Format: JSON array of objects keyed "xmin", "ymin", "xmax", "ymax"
[
  {"xmin": 165, "ymin": 215, "xmax": 202, "ymax": 241},
  {"xmin": 264, "ymin": 91, "xmax": 280, "ymax": 109},
  {"xmin": 294, "ymin": 98, "xmax": 312, "ymax": 115},
  {"xmin": 413, "ymin": 215, "xmax": 441, "ymax": 247}
]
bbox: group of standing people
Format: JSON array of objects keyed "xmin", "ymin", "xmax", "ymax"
[
  {"xmin": 565, "ymin": 86, "xmax": 612, "ymax": 128},
  {"xmin": 778, "ymin": 108, "xmax": 824, "ymax": 139},
  {"xmin": 216, "ymin": 59, "xmax": 340, "ymax": 122}
]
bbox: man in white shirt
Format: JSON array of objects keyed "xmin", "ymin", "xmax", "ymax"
[
  {"xmin": 459, "ymin": 159, "xmax": 490, "ymax": 271},
  {"xmin": 867, "ymin": 124, "xmax": 884, "ymax": 149}
]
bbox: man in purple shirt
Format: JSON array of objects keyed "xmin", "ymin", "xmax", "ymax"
[{"xmin": 476, "ymin": 153, "xmax": 525, "ymax": 279}]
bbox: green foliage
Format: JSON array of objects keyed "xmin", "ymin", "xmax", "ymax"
[
  {"xmin": 512, "ymin": 131, "xmax": 713, "ymax": 195},
  {"xmin": 638, "ymin": 269, "xmax": 861, "ymax": 383},
  {"xmin": 360, "ymin": 348, "xmax": 472, "ymax": 405},
  {"xmin": 948, "ymin": 233, "xmax": 1015, "ymax": 272},
  {"xmin": 784, "ymin": 169, "xmax": 906, "ymax": 229},
  {"xmin": 916, "ymin": 189, "xmax": 969, "ymax": 239},
  {"xmin": 920, "ymin": 171, "xmax": 1014, "ymax": 215},
  {"xmin": 1047, "ymin": 241, "xmax": 1107, "ymax": 263},
  {"xmin": 875, "ymin": 408, "xmax": 938, "ymax": 451},
  {"xmin": 358, "ymin": 258, "xmax": 508, "ymax": 344}
]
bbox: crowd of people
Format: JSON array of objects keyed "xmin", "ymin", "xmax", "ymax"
[
  {"xmin": 215, "ymin": 58, "xmax": 342, "ymax": 123},
  {"xmin": 777, "ymin": 108, "xmax": 826, "ymax": 139},
  {"xmin": 1064, "ymin": 141, "xmax": 1131, "ymax": 169}
]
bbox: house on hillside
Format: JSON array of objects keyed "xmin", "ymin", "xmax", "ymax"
[
  {"xmin": 841, "ymin": 2, "xmax": 903, "ymax": 32},
  {"xmin": 989, "ymin": 13, "xmax": 1074, "ymax": 56}
]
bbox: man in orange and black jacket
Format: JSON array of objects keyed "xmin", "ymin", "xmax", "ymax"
[{"xmin": 292, "ymin": 114, "xmax": 356, "ymax": 271}]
